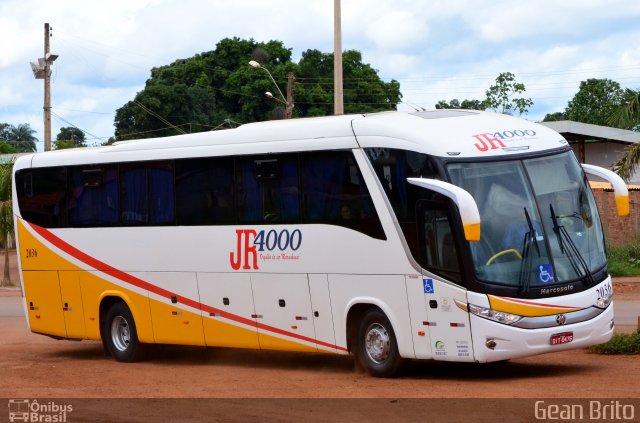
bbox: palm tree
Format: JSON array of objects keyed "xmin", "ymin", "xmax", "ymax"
[
  {"xmin": 7, "ymin": 123, "xmax": 38, "ymax": 152},
  {"xmin": 611, "ymin": 89, "xmax": 640, "ymax": 181},
  {"xmin": 0, "ymin": 159, "xmax": 14, "ymax": 286}
]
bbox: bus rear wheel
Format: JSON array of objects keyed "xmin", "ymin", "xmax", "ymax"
[
  {"xmin": 104, "ymin": 302, "xmax": 144, "ymax": 362},
  {"xmin": 355, "ymin": 309, "xmax": 403, "ymax": 377}
]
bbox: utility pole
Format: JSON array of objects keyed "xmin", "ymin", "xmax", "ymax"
[
  {"xmin": 44, "ymin": 23, "xmax": 52, "ymax": 151},
  {"xmin": 334, "ymin": 0, "xmax": 344, "ymax": 115},
  {"xmin": 286, "ymin": 72, "xmax": 295, "ymax": 119},
  {"xmin": 30, "ymin": 23, "xmax": 57, "ymax": 151}
]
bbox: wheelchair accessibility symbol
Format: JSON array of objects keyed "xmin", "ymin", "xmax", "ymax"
[
  {"xmin": 538, "ymin": 264, "xmax": 554, "ymax": 284},
  {"xmin": 423, "ymin": 278, "xmax": 434, "ymax": 294}
]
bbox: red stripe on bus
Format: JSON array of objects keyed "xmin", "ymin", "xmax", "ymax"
[{"xmin": 27, "ymin": 222, "xmax": 347, "ymax": 352}]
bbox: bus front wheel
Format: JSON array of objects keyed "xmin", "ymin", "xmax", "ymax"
[
  {"xmin": 104, "ymin": 302, "xmax": 144, "ymax": 362},
  {"xmin": 355, "ymin": 309, "xmax": 403, "ymax": 377}
]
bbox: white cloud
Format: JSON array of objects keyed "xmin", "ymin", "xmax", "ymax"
[{"xmin": 2, "ymin": 0, "xmax": 640, "ymax": 147}]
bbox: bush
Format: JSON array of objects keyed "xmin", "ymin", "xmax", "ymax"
[
  {"xmin": 587, "ymin": 330, "xmax": 640, "ymax": 355},
  {"xmin": 607, "ymin": 240, "xmax": 640, "ymax": 277}
]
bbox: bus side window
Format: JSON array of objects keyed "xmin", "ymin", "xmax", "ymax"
[
  {"xmin": 419, "ymin": 202, "xmax": 461, "ymax": 283},
  {"xmin": 175, "ymin": 158, "xmax": 235, "ymax": 226},
  {"xmin": 16, "ymin": 167, "xmax": 68, "ymax": 228},
  {"xmin": 300, "ymin": 151, "xmax": 385, "ymax": 240},
  {"xmin": 236, "ymin": 155, "xmax": 300, "ymax": 224},
  {"xmin": 69, "ymin": 165, "xmax": 118, "ymax": 226},
  {"xmin": 120, "ymin": 161, "xmax": 175, "ymax": 226}
]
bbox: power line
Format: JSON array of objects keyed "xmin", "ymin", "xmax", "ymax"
[
  {"xmin": 134, "ymin": 101, "xmax": 187, "ymax": 135},
  {"xmin": 50, "ymin": 111, "xmax": 106, "ymax": 144}
]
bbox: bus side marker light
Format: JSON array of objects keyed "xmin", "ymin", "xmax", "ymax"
[
  {"xmin": 450, "ymin": 323, "xmax": 466, "ymax": 328},
  {"xmin": 418, "ymin": 331, "xmax": 425, "ymax": 337},
  {"xmin": 35, "ymin": 314, "xmax": 40, "ymax": 319},
  {"xmin": 183, "ymin": 321, "xmax": 189, "ymax": 325},
  {"xmin": 291, "ymin": 325, "xmax": 298, "ymax": 330},
  {"xmin": 89, "ymin": 317, "xmax": 95, "ymax": 321}
]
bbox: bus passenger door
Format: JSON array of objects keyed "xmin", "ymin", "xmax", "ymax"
[
  {"xmin": 58, "ymin": 271, "xmax": 86, "ymax": 339},
  {"xmin": 22, "ymin": 271, "xmax": 67, "ymax": 338},
  {"xmin": 417, "ymin": 200, "xmax": 475, "ymax": 361},
  {"xmin": 197, "ymin": 273, "xmax": 260, "ymax": 349},
  {"xmin": 251, "ymin": 273, "xmax": 317, "ymax": 352},
  {"xmin": 140, "ymin": 272, "xmax": 205, "ymax": 346}
]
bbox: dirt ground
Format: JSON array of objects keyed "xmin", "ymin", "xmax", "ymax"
[{"xmin": 1, "ymin": 250, "xmax": 639, "ymax": 421}]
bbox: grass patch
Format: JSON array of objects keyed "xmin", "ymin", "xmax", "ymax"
[
  {"xmin": 607, "ymin": 240, "xmax": 640, "ymax": 277},
  {"xmin": 587, "ymin": 330, "xmax": 640, "ymax": 355}
]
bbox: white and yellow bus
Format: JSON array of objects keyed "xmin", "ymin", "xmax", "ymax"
[{"xmin": 13, "ymin": 110, "xmax": 628, "ymax": 377}]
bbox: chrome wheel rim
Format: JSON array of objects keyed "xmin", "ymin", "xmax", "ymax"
[
  {"xmin": 364, "ymin": 323, "xmax": 390, "ymax": 364},
  {"xmin": 111, "ymin": 316, "xmax": 131, "ymax": 352}
]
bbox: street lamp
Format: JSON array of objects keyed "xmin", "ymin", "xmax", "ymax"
[{"xmin": 248, "ymin": 60, "xmax": 294, "ymax": 119}]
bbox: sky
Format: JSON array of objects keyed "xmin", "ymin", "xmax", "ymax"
[{"xmin": 1, "ymin": 0, "xmax": 640, "ymax": 150}]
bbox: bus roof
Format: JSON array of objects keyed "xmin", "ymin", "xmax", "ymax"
[{"xmin": 16, "ymin": 110, "xmax": 567, "ymax": 170}]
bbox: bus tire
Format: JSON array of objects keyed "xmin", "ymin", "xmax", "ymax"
[
  {"xmin": 355, "ymin": 308, "xmax": 403, "ymax": 377},
  {"xmin": 104, "ymin": 302, "xmax": 144, "ymax": 362}
]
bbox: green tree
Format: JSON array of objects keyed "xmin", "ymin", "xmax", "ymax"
[
  {"xmin": 435, "ymin": 98, "xmax": 484, "ymax": 110},
  {"xmin": 483, "ymin": 72, "xmax": 533, "ymax": 115},
  {"xmin": 295, "ymin": 49, "xmax": 400, "ymax": 116},
  {"xmin": 609, "ymin": 88, "xmax": 640, "ymax": 130},
  {"xmin": 542, "ymin": 112, "xmax": 566, "ymax": 122},
  {"xmin": 5, "ymin": 123, "xmax": 37, "ymax": 152},
  {"xmin": 564, "ymin": 79, "xmax": 625, "ymax": 126},
  {"xmin": 54, "ymin": 127, "xmax": 86, "ymax": 149},
  {"xmin": 114, "ymin": 38, "xmax": 401, "ymax": 140},
  {"xmin": 0, "ymin": 159, "xmax": 14, "ymax": 286},
  {"xmin": 0, "ymin": 123, "xmax": 9, "ymax": 141},
  {"xmin": 610, "ymin": 89, "xmax": 640, "ymax": 181}
]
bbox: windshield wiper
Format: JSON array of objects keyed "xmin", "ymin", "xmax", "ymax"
[
  {"xmin": 518, "ymin": 208, "xmax": 540, "ymax": 293},
  {"xmin": 549, "ymin": 204, "xmax": 595, "ymax": 285}
]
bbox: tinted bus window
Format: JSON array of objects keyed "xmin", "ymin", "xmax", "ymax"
[
  {"xmin": 175, "ymin": 158, "xmax": 235, "ymax": 225},
  {"xmin": 301, "ymin": 151, "xmax": 385, "ymax": 240},
  {"xmin": 236, "ymin": 155, "xmax": 300, "ymax": 224},
  {"xmin": 69, "ymin": 165, "xmax": 118, "ymax": 226},
  {"xmin": 16, "ymin": 167, "xmax": 68, "ymax": 228},
  {"xmin": 120, "ymin": 161, "xmax": 175, "ymax": 226}
]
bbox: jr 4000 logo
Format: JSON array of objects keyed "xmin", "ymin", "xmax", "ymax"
[
  {"xmin": 472, "ymin": 129, "xmax": 537, "ymax": 152},
  {"xmin": 230, "ymin": 229, "xmax": 302, "ymax": 270}
]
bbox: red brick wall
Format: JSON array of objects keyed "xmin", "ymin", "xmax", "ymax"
[{"xmin": 591, "ymin": 189, "xmax": 640, "ymax": 246}]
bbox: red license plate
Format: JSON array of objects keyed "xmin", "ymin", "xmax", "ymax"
[{"xmin": 550, "ymin": 332, "xmax": 574, "ymax": 345}]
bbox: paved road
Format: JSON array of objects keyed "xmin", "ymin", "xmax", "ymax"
[
  {"xmin": 0, "ymin": 297, "xmax": 24, "ymax": 317},
  {"xmin": 0, "ymin": 296, "xmax": 637, "ymax": 325}
]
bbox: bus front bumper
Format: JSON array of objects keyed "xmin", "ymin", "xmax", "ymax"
[{"xmin": 470, "ymin": 303, "xmax": 614, "ymax": 363}]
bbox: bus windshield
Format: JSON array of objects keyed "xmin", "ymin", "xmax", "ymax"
[{"xmin": 447, "ymin": 151, "xmax": 606, "ymax": 290}]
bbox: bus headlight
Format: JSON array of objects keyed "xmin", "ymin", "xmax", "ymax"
[
  {"xmin": 593, "ymin": 290, "xmax": 613, "ymax": 309},
  {"xmin": 467, "ymin": 303, "xmax": 523, "ymax": 325}
]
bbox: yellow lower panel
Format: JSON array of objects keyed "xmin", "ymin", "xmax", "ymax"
[
  {"xmin": 203, "ymin": 316, "xmax": 260, "ymax": 349},
  {"xmin": 149, "ymin": 300, "xmax": 205, "ymax": 346},
  {"xmin": 59, "ymin": 271, "xmax": 86, "ymax": 339},
  {"xmin": 23, "ymin": 271, "xmax": 67, "ymax": 338},
  {"xmin": 258, "ymin": 332, "xmax": 318, "ymax": 353}
]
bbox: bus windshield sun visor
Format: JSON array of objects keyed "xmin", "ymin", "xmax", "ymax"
[
  {"xmin": 581, "ymin": 164, "xmax": 629, "ymax": 216},
  {"xmin": 407, "ymin": 178, "xmax": 481, "ymax": 242}
]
